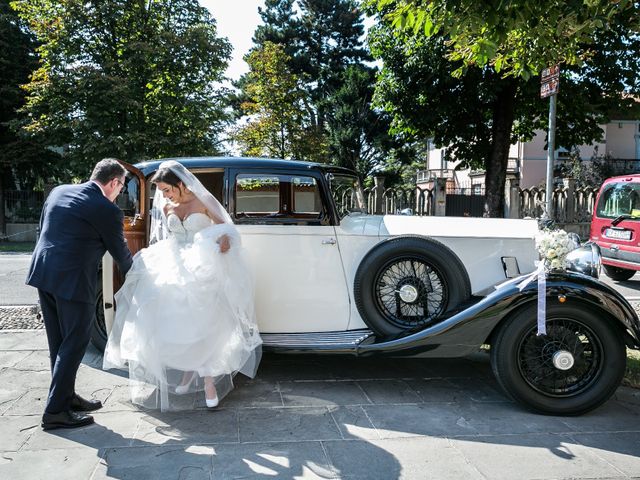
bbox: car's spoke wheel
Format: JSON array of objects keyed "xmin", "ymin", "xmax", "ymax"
[
  {"xmin": 491, "ymin": 303, "xmax": 626, "ymax": 415},
  {"xmin": 518, "ymin": 319, "xmax": 601, "ymax": 396},
  {"xmin": 374, "ymin": 257, "xmax": 448, "ymax": 329},
  {"xmin": 354, "ymin": 236, "xmax": 471, "ymax": 336}
]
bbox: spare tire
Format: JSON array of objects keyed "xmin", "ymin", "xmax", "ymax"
[{"xmin": 354, "ymin": 236, "xmax": 471, "ymax": 336}]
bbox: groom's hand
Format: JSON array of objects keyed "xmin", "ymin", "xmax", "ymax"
[{"xmin": 218, "ymin": 235, "xmax": 230, "ymax": 253}]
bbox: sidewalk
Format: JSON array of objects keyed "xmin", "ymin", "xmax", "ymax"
[{"xmin": 1, "ymin": 330, "xmax": 640, "ymax": 479}]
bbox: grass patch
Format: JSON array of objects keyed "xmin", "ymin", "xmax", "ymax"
[
  {"xmin": 0, "ymin": 241, "xmax": 35, "ymax": 253},
  {"xmin": 624, "ymin": 348, "xmax": 640, "ymax": 389}
]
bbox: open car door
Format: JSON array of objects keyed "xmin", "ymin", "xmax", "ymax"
[{"xmin": 99, "ymin": 161, "xmax": 147, "ymax": 344}]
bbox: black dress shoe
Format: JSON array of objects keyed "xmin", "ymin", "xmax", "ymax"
[
  {"xmin": 70, "ymin": 394, "xmax": 103, "ymax": 412},
  {"xmin": 41, "ymin": 410, "xmax": 94, "ymax": 430}
]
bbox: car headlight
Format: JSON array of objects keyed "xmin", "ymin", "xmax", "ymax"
[{"xmin": 565, "ymin": 242, "xmax": 602, "ymax": 279}]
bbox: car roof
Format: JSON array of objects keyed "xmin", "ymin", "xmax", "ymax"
[
  {"xmin": 133, "ymin": 156, "xmax": 356, "ymax": 176},
  {"xmin": 602, "ymin": 174, "xmax": 640, "ymax": 184}
]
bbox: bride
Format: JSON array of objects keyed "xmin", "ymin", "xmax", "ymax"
[{"xmin": 103, "ymin": 160, "xmax": 262, "ymax": 411}]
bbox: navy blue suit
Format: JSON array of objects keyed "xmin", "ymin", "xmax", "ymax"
[{"xmin": 27, "ymin": 181, "xmax": 132, "ymax": 413}]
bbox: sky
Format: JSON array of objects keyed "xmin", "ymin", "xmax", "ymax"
[{"xmin": 200, "ymin": 0, "xmax": 266, "ymax": 81}]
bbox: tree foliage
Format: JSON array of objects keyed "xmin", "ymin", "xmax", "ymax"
[
  {"xmin": 325, "ymin": 64, "xmax": 416, "ymax": 180},
  {"xmin": 234, "ymin": 42, "xmax": 326, "ymax": 161},
  {"xmin": 11, "ymin": 0, "xmax": 232, "ymax": 176},
  {"xmin": 244, "ymin": 0, "xmax": 417, "ymax": 184},
  {"xmin": 254, "ymin": 0, "xmax": 369, "ymax": 128},
  {"xmin": 0, "ymin": 0, "xmax": 58, "ymax": 188},
  {"xmin": 371, "ymin": 0, "xmax": 636, "ymax": 79}
]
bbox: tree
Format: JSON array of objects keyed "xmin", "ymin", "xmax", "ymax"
[
  {"xmin": 367, "ymin": 0, "xmax": 639, "ymax": 216},
  {"xmin": 11, "ymin": 0, "xmax": 232, "ymax": 177},
  {"xmin": 246, "ymin": 0, "xmax": 418, "ymax": 181},
  {"xmin": 253, "ymin": 0, "xmax": 302, "ymax": 67},
  {"xmin": 254, "ymin": 0, "xmax": 369, "ymax": 129},
  {"xmin": 234, "ymin": 42, "xmax": 326, "ymax": 161},
  {"xmin": 0, "ymin": 0, "xmax": 59, "ymax": 237},
  {"xmin": 325, "ymin": 64, "xmax": 417, "ymax": 182}
]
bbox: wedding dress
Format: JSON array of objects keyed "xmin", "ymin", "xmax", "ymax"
[{"xmin": 103, "ymin": 208, "xmax": 262, "ymax": 411}]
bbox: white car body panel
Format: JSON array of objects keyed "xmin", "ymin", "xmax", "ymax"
[
  {"xmin": 101, "ymin": 253, "xmax": 115, "ymax": 332},
  {"xmin": 377, "ymin": 215, "xmax": 539, "ymax": 293},
  {"xmin": 333, "ymin": 215, "xmax": 382, "ymax": 330},
  {"xmin": 238, "ymin": 224, "xmax": 351, "ymax": 333}
]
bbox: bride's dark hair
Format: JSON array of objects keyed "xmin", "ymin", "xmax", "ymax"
[{"xmin": 151, "ymin": 168, "xmax": 182, "ymax": 188}]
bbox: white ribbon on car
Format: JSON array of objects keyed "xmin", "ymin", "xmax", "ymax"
[{"xmin": 516, "ymin": 262, "xmax": 547, "ymax": 336}]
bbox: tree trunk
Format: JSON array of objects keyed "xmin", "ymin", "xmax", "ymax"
[{"xmin": 484, "ymin": 78, "xmax": 517, "ymax": 218}]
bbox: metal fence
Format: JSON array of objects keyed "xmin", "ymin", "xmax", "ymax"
[
  {"xmin": 4, "ymin": 190, "xmax": 44, "ymax": 223},
  {"xmin": 519, "ymin": 183, "xmax": 598, "ymax": 223},
  {"xmin": 350, "ymin": 178, "xmax": 598, "ymax": 225},
  {"xmin": 363, "ymin": 186, "xmax": 435, "ymax": 215},
  {"xmin": 5, "ymin": 181, "xmax": 598, "ymax": 225}
]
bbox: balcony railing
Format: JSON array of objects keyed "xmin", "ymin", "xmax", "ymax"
[
  {"xmin": 470, "ymin": 157, "xmax": 520, "ymax": 176},
  {"xmin": 416, "ymin": 168, "xmax": 456, "ymax": 184}
]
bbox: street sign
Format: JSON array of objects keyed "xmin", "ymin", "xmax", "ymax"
[
  {"xmin": 541, "ymin": 65, "xmax": 560, "ymax": 83},
  {"xmin": 541, "ymin": 64, "xmax": 560, "ymax": 99},
  {"xmin": 540, "ymin": 78, "xmax": 559, "ymax": 98}
]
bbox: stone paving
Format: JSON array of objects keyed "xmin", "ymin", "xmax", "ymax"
[
  {"xmin": 1, "ymin": 330, "xmax": 640, "ymax": 479},
  {"xmin": 0, "ymin": 306, "xmax": 43, "ymax": 330}
]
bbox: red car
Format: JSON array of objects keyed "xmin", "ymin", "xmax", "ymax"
[{"xmin": 590, "ymin": 174, "xmax": 640, "ymax": 281}]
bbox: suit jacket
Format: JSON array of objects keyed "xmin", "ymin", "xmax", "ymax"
[{"xmin": 26, "ymin": 181, "xmax": 133, "ymax": 304}]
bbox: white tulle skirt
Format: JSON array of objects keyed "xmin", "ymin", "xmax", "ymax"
[{"xmin": 103, "ymin": 224, "xmax": 262, "ymax": 411}]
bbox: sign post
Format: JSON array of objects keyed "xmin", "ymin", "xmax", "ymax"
[{"xmin": 541, "ymin": 65, "xmax": 560, "ymax": 220}]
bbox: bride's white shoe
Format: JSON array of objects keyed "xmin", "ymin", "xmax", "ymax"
[
  {"xmin": 175, "ymin": 372, "xmax": 197, "ymax": 395},
  {"xmin": 204, "ymin": 379, "xmax": 218, "ymax": 408},
  {"xmin": 206, "ymin": 394, "xmax": 219, "ymax": 408}
]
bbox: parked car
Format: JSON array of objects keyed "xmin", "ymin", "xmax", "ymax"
[
  {"xmin": 97, "ymin": 157, "xmax": 640, "ymax": 415},
  {"xmin": 590, "ymin": 174, "xmax": 640, "ymax": 281}
]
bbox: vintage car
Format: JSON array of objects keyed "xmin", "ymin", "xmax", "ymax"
[{"xmin": 97, "ymin": 157, "xmax": 640, "ymax": 416}]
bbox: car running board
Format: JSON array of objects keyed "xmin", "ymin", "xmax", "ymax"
[{"xmin": 261, "ymin": 329, "xmax": 374, "ymax": 354}]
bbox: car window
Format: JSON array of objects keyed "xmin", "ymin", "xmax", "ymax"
[
  {"xmin": 596, "ymin": 182, "xmax": 640, "ymax": 219},
  {"xmin": 292, "ymin": 176, "xmax": 323, "ymax": 214},
  {"xmin": 234, "ymin": 173, "xmax": 324, "ymax": 223},
  {"xmin": 115, "ymin": 172, "xmax": 139, "ymax": 217}
]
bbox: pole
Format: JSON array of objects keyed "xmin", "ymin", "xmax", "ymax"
[{"xmin": 545, "ymin": 93, "xmax": 557, "ymax": 220}]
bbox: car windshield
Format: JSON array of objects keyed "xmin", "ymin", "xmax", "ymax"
[
  {"xmin": 596, "ymin": 181, "xmax": 640, "ymax": 220},
  {"xmin": 327, "ymin": 173, "xmax": 366, "ymax": 218}
]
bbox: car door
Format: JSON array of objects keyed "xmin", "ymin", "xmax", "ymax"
[
  {"xmin": 102, "ymin": 161, "xmax": 147, "ymax": 334},
  {"xmin": 230, "ymin": 168, "xmax": 351, "ymax": 333}
]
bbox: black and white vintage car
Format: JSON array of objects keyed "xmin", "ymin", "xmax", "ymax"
[{"xmin": 97, "ymin": 157, "xmax": 640, "ymax": 415}]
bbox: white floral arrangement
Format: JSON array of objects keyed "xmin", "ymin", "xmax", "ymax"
[{"xmin": 535, "ymin": 229, "xmax": 579, "ymax": 271}]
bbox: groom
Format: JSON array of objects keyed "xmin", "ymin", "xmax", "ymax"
[{"xmin": 27, "ymin": 158, "xmax": 133, "ymax": 430}]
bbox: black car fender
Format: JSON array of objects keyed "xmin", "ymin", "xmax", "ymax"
[{"xmin": 356, "ymin": 270, "xmax": 640, "ymax": 357}]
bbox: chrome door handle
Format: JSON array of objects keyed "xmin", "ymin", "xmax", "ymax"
[{"xmin": 322, "ymin": 238, "xmax": 337, "ymax": 245}]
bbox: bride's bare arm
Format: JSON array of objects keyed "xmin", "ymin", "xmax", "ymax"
[{"xmin": 202, "ymin": 206, "xmax": 231, "ymax": 253}]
